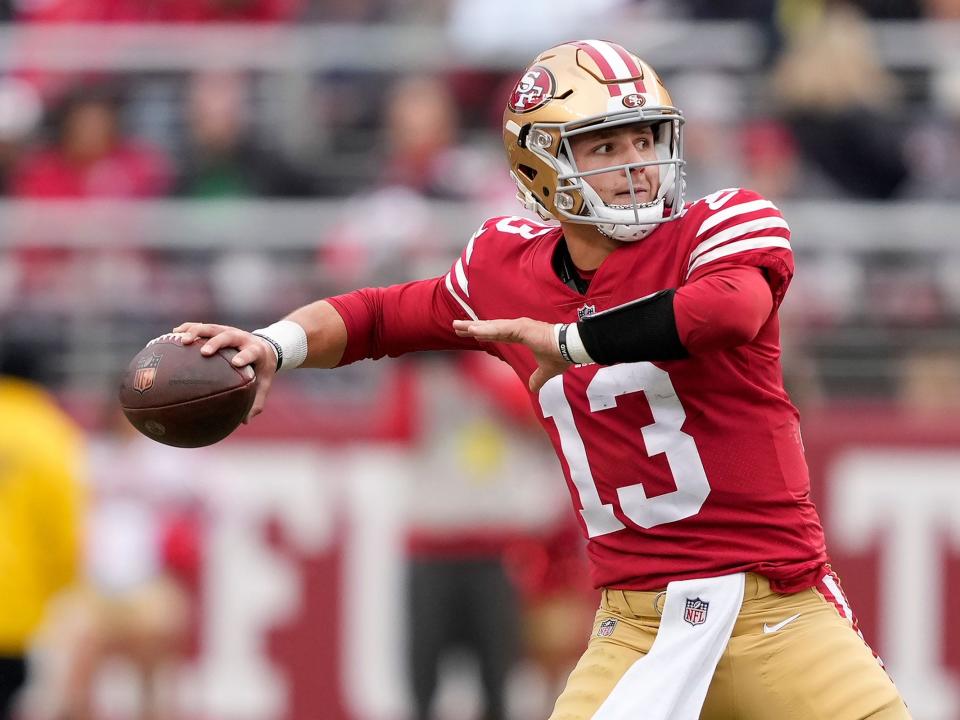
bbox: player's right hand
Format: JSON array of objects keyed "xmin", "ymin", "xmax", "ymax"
[
  {"xmin": 173, "ymin": 322, "xmax": 277, "ymax": 422},
  {"xmin": 453, "ymin": 317, "xmax": 570, "ymax": 392}
]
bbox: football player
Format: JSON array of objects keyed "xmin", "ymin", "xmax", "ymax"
[{"xmin": 174, "ymin": 40, "xmax": 911, "ymax": 719}]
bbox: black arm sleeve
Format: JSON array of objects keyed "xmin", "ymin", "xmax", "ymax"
[{"xmin": 577, "ymin": 289, "xmax": 688, "ymax": 364}]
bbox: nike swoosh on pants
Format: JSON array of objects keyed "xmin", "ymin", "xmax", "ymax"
[{"xmin": 762, "ymin": 613, "xmax": 801, "ymax": 634}]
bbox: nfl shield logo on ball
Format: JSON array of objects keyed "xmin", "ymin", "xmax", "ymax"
[
  {"xmin": 577, "ymin": 304, "xmax": 596, "ymax": 320},
  {"xmin": 684, "ymin": 597, "xmax": 709, "ymax": 626},
  {"xmin": 597, "ymin": 618, "xmax": 617, "ymax": 637},
  {"xmin": 133, "ymin": 353, "xmax": 162, "ymax": 393}
]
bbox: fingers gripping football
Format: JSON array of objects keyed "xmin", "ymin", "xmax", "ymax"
[{"xmin": 172, "ymin": 322, "xmax": 278, "ymax": 421}]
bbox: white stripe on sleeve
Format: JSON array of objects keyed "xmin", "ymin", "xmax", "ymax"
[
  {"xmin": 454, "ymin": 257, "xmax": 470, "ymax": 297},
  {"xmin": 465, "ymin": 226, "xmax": 482, "ymax": 264},
  {"xmin": 686, "ymin": 237, "xmax": 791, "ymax": 278},
  {"xmin": 697, "ymin": 199, "xmax": 777, "ymax": 237},
  {"xmin": 689, "ymin": 217, "xmax": 789, "ymax": 267},
  {"xmin": 445, "ymin": 272, "xmax": 479, "ymax": 320}
]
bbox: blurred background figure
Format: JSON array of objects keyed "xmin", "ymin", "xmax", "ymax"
[
  {"xmin": 381, "ymin": 74, "xmax": 461, "ymax": 199},
  {"xmin": 8, "ymin": 82, "xmax": 171, "ymax": 305},
  {"xmin": 11, "ymin": 82, "xmax": 170, "ymax": 199},
  {"xmin": 899, "ymin": 342, "xmax": 960, "ymax": 414},
  {"xmin": 176, "ymin": 70, "xmax": 315, "ymax": 199},
  {"xmin": 772, "ymin": 1, "xmax": 909, "ymax": 199},
  {"xmin": 381, "ymin": 73, "xmax": 499, "ymax": 203},
  {"xmin": 28, "ymin": 401, "xmax": 200, "ymax": 720},
  {"xmin": 176, "ymin": 69, "xmax": 317, "ymax": 319},
  {"xmin": 0, "ymin": 76, "xmax": 42, "ymax": 196},
  {"xmin": 317, "ymin": 72, "xmax": 498, "ymax": 294},
  {"xmin": 378, "ymin": 73, "xmax": 501, "ymax": 202},
  {"xmin": 507, "ymin": 516, "xmax": 595, "ymax": 719},
  {"xmin": 0, "ymin": 337, "xmax": 85, "ymax": 720},
  {"xmin": 668, "ymin": 72, "xmax": 748, "ymax": 199},
  {"xmin": 404, "ymin": 353, "xmax": 570, "ymax": 720}
]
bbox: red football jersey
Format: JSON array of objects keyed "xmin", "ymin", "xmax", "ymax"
[{"xmin": 329, "ymin": 187, "xmax": 828, "ymax": 593}]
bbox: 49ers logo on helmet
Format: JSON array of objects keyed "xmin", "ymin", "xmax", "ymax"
[
  {"xmin": 508, "ymin": 66, "xmax": 555, "ymax": 113},
  {"xmin": 622, "ymin": 93, "xmax": 646, "ymax": 108}
]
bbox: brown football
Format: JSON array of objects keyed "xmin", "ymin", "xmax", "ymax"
[{"xmin": 119, "ymin": 333, "xmax": 257, "ymax": 448}]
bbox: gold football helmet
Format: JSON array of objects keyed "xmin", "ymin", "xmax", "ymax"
[{"xmin": 503, "ymin": 40, "xmax": 685, "ymax": 241}]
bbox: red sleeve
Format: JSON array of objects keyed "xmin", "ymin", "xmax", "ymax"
[
  {"xmin": 684, "ymin": 188, "xmax": 793, "ymax": 309},
  {"xmin": 327, "ymin": 276, "xmax": 485, "ymax": 366},
  {"xmin": 674, "ymin": 265, "xmax": 773, "ymax": 354}
]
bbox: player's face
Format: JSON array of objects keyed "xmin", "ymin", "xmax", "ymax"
[{"xmin": 569, "ymin": 123, "xmax": 660, "ymax": 207}]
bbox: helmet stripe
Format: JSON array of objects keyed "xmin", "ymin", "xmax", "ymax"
[
  {"xmin": 576, "ymin": 40, "xmax": 643, "ymax": 97},
  {"xmin": 610, "ymin": 43, "xmax": 647, "ymax": 93}
]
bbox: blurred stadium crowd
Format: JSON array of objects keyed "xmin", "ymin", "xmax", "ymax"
[
  {"xmin": 1, "ymin": 1, "xmax": 960, "ymax": 719},
  {"xmin": 0, "ymin": 0, "xmax": 957, "ymax": 404}
]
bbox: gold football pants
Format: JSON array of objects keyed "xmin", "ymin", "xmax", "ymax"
[{"xmin": 549, "ymin": 572, "xmax": 910, "ymax": 720}]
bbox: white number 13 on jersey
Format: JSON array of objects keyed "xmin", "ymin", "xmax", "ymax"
[{"xmin": 539, "ymin": 362, "xmax": 710, "ymax": 536}]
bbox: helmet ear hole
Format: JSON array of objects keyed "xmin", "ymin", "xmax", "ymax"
[{"xmin": 517, "ymin": 164, "xmax": 538, "ymax": 181}]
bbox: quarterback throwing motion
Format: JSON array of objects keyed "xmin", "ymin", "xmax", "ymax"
[{"xmin": 175, "ymin": 41, "xmax": 910, "ymax": 719}]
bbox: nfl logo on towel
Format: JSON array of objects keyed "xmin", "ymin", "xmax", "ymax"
[
  {"xmin": 683, "ymin": 597, "xmax": 709, "ymax": 626},
  {"xmin": 597, "ymin": 618, "xmax": 618, "ymax": 637}
]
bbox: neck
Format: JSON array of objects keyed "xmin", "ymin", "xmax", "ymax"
[{"xmin": 561, "ymin": 222, "xmax": 620, "ymax": 271}]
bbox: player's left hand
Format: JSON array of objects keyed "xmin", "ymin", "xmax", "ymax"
[{"xmin": 453, "ymin": 317, "xmax": 570, "ymax": 392}]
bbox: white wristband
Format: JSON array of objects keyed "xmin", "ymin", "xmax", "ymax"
[
  {"xmin": 556, "ymin": 322, "xmax": 595, "ymax": 365},
  {"xmin": 252, "ymin": 320, "xmax": 308, "ymax": 371}
]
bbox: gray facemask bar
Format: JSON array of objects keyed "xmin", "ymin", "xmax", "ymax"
[{"xmin": 527, "ymin": 107, "xmax": 685, "ymax": 227}]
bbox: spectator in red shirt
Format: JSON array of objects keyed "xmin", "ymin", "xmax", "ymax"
[
  {"xmin": 10, "ymin": 83, "xmax": 171, "ymax": 298},
  {"xmin": 12, "ymin": 85, "xmax": 170, "ymax": 199}
]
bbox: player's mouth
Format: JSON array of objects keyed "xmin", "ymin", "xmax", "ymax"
[{"xmin": 613, "ymin": 188, "xmax": 649, "ymax": 203}]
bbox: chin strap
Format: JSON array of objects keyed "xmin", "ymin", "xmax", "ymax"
[
  {"xmin": 596, "ymin": 223, "xmax": 657, "ymax": 242},
  {"xmin": 580, "ymin": 180, "xmax": 666, "ymax": 242}
]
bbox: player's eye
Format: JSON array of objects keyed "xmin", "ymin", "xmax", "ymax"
[{"xmin": 591, "ymin": 142, "xmax": 613, "ymax": 154}]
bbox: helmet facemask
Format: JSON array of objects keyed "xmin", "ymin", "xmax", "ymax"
[{"xmin": 529, "ymin": 110, "xmax": 686, "ymax": 242}]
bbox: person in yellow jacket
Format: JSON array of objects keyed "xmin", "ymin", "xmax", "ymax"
[{"xmin": 0, "ymin": 346, "xmax": 84, "ymax": 720}]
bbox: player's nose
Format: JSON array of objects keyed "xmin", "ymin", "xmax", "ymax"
[
  {"xmin": 623, "ymin": 148, "xmax": 647, "ymax": 173},
  {"xmin": 628, "ymin": 160, "xmax": 647, "ymax": 185}
]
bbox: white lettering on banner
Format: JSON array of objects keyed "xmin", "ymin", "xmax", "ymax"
[
  {"xmin": 190, "ymin": 447, "xmax": 335, "ymax": 719},
  {"xmin": 340, "ymin": 449, "xmax": 410, "ymax": 720},
  {"xmin": 829, "ymin": 451, "xmax": 960, "ymax": 720}
]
